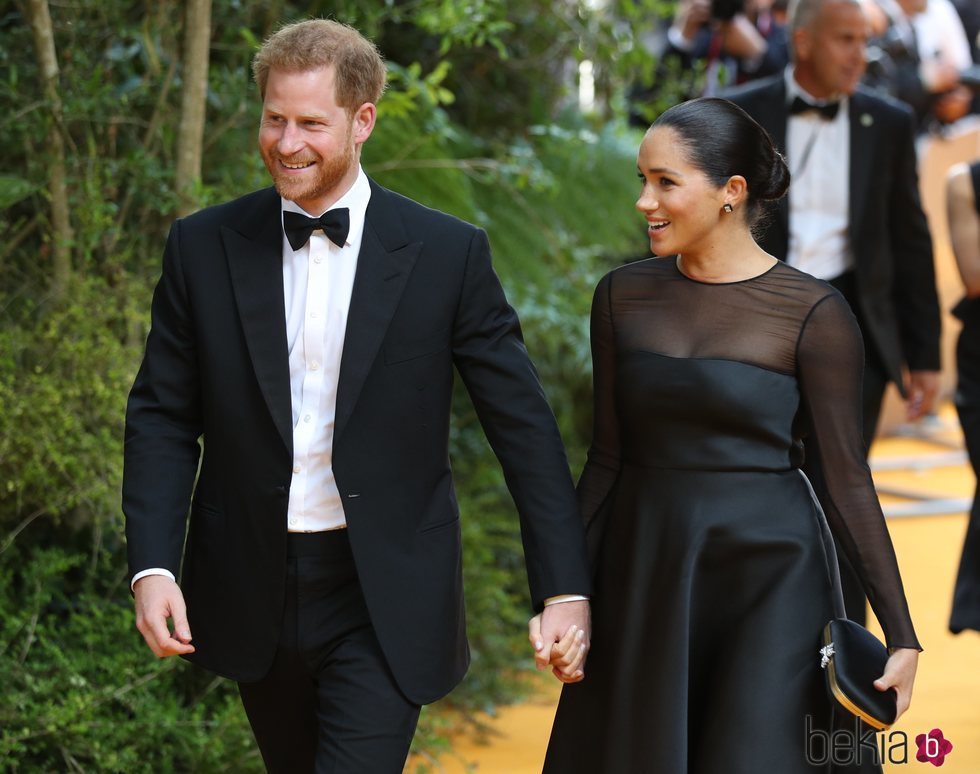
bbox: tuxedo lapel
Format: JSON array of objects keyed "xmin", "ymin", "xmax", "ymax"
[
  {"xmin": 334, "ymin": 182, "xmax": 421, "ymax": 443},
  {"xmin": 758, "ymin": 80, "xmax": 788, "ymax": 155},
  {"xmin": 222, "ymin": 189, "xmax": 293, "ymax": 453},
  {"xmin": 756, "ymin": 79, "xmax": 790, "ymax": 253},
  {"xmin": 848, "ymin": 91, "xmax": 875, "ymax": 242}
]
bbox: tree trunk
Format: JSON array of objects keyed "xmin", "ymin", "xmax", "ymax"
[
  {"xmin": 24, "ymin": 0, "xmax": 72, "ymax": 304},
  {"xmin": 174, "ymin": 0, "xmax": 212, "ymax": 217}
]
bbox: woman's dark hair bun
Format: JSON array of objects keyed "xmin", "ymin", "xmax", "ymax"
[{"xmin": 757, "ymin": 148, "xmax": 790, "ymax": 201}]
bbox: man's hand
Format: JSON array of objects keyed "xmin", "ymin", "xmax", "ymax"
[
  {"xmin": 934, "ymin": 86, "xmax": 972, "ymax": 125},
  {"xmin": 676, "ymin": 0, "xmax": 711, "ymax": 40},
  {"xmin": 528, "ymin": 600, "xmax": 591, "ymax": 683},
  {"xmin": 905, "ymin": 369, "xmax": 940, "ymax": 421},
  {"xmin": 720, "ymin": 13, "xmax": 767, "ymax": 61},
  {"xmin": 133, "ymin": 575, "xmax": 195, "ymax": 657}
]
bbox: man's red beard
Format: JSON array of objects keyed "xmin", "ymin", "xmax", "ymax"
[{"xmin": 262, "ymin": 125, "xmax": 356, "ymax": 210}]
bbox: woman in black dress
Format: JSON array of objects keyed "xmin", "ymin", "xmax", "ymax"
[
  {"xmin": 537, "ymin": 98, "xmax": 919, "ymax": 773},
  {"xmin": 947, "ymin": 161, "xmax": 980, "ymax": 635}
]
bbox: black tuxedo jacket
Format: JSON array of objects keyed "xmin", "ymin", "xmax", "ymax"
[
  {"xmin": 123, "ymin": 179, "xmax": 591, "ymax": 705},
  {"xmin": 724, "ymin": 76, "xmax": 941, "ymax": 389}
]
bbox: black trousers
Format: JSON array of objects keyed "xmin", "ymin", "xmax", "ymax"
[
  {"xmin": 803, "ymin": 270, "xmax": 890, "ymax": 627},
  {"xmin": 238, "ymin": 530, "xmax": 420, "ymax": 773}
]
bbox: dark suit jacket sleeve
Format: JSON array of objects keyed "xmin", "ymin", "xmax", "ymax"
[
  {"xmin": 122, "ymin": 220, "xmax": 203, "ymax": 579},
  {"xmin": 886, "ymin": 106, "xmax": 941, "ymax": 372},
  {"xmin": 450, "ymin": 228, "xmax": 592, "ymax": 608}
]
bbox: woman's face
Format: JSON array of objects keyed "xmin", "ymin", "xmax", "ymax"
[{"xmin": 635, "ymin": 126, "xmax": 730, "ymax": 257}]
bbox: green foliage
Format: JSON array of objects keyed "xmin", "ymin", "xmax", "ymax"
[
  {"xmin": 380, "ymin": 60, "xmax": 458, "ymax": 121},
  {"xmin": 0, "ymin": 176, "xmax": 36, "ymax": 210},
  {"xmin": 411, "ymin": 0, "xmax": 514, "ymax": 56},
  {"xmin": 0, "ymin": 277, "xmax": 142, "ymax": 533},
  {"xmin": 0, "ymin": 546, "xmax": 261, "ymax": 773},
  {"xmin": 628, "ymin": 53, "xmax": 712, "ymax": 127},
  {"xmin": 377, "ymin": 0, "xmax": 584, "ymax": 136}
]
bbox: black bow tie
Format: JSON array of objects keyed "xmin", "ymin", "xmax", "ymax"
[
  {"xmin": 282, "ymin": 208, "xmax": 350, "ymax": 251},
  {"xmin": 789, "ymin": 95, "xmax": 840, "ymax": 120}
]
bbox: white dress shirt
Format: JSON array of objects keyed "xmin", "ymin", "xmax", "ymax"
[
  {"xmin": 784, "ymin": 68, "xmax": 853, "ymax": 281},
  {"xmin": 282, "ymin": 168, "xmax": 370, "ymax": 532},
  {"xmin": 910, "ymin": 0, "xmax": 972, "ymax": 92},
  {"xmin": 131, "ymin": 168, "xmax": 370, "ymax": 587}
]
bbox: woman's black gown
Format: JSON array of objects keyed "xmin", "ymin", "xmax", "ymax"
[
  {"xmin": 949, "ymin": 161, "xmax": 980, "ymax": 635},
  {"xmin": 544, "ymin": 258, "xmax": 919, "ymax": 773}
]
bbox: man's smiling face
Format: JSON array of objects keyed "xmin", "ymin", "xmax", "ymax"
[{"xmin": 258, "ymin": 65, "xmax": 358, "ymax": 214}]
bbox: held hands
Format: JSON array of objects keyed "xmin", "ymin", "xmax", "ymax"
[
  {"xmin": 527, "ymin": 600, "xmax": 591, "ymax": 683},
  {"xmin": 874, "ymin": 647, "xmax": 918, "ymax": 720},
  {"xmin": 133, "ymin": 575, "xmax": 195, "ymax": 657}
]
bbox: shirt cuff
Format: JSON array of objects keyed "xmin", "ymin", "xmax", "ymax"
[
  {"xmin": 543, "ymin": 594, "xmax": 590, "ymax": 606},
  {"xmin": 131, "ymin": 568, "xmax": 176, "ymax": 591}
]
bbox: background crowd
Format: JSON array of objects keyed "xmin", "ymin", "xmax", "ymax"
[
  {"xmin": 1, "ymin": 0, "xmax": 978, "ymax": 771},
  {"xmin": 631, "ymin": 0, "xmax": 978, "ymax": 132}
]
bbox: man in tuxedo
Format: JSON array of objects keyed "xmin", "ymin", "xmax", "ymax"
[
  {"xmin": 123, "ymin": 19, "xmax": 592, "ymax": 772},
  {"xmin": 724, "ymin": 0, "xmax": 941, "ymax": 624}
]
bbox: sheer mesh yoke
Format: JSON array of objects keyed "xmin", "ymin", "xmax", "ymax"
[{"xmin": 578, "ymin": 256, "xmax": 919, "ymax": 649}]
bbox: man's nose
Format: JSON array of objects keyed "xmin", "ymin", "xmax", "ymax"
[{"xmin": 278, "ymin": 122, "xmax": 304, "ymax": 155}]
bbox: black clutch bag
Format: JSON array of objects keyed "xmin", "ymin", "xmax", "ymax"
[
  {"xmin": 820, "ymin": 618, "xmax": 897, "ymax": 730},
  {"xmin": 798, "ymin": 472, "xmax": 899, "ymax": 731}
]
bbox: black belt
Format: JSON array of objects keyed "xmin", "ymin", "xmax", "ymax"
[{"xmin": 286, "ymin": 528, "xmax": 351, "ymax": 559}]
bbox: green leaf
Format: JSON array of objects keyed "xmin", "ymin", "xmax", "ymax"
[{"xmin": 0, "ymin": 176, "xmax": 37, "ymax": 210}]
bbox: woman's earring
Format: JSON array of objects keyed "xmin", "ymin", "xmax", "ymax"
[{"xmin": 723, "ymin": 203, "xmax": 734, "ymax": 213}]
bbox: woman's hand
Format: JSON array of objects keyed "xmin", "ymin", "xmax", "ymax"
[
  {"xmin": 528, "ymin": 614, "xmax": 588, "ymax": 683},
  {"xmin": 874, "ymin": 647, "xmax": 918, "ymax": 719}
]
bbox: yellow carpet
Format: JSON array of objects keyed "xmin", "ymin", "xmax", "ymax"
[{"xmin": 419, "ymin": 421, "xmax": 980, "ymax": 773}]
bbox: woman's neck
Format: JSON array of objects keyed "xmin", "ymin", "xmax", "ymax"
[{"xmin": 675, "ymin": 231, "xmax": 776, "ymax": 283}]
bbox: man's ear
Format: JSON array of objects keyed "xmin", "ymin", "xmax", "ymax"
[
  {"xmin": 351, "ymin": 102, "xmax": 376, "ymax": 146},
  {"xmin": 792, "ymin": 27, "xmax": 812, "ymax": 63}
]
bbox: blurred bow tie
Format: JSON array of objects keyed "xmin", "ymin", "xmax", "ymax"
[
  {"xmin": 789, "ymin": 96, "xmax": 840, "ymax": 120},
  {"xmin": 282, "ymin": 208, "xmax": 350, "ymax": 250}
]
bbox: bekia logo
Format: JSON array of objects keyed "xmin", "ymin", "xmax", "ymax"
[
  {"xmin": 916, "ymin": 729, "xmax": 953, "ymax": 767},
  {"xmin": 805, "ymin": 717, "xmax": 954, "ymax": 767}
]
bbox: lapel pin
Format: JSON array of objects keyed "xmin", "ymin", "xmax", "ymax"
[{"xmin": 860, "ymin": 113, "xmax": 873, "ymax": 127}]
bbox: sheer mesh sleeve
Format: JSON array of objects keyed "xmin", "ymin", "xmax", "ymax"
[
  {"xmin": 577, "ymin": 272, "xmax": 621, "ymax": 530},
  {"xmin": 797, "ymin": 292, "xmax": 921, "ymax": 650}
]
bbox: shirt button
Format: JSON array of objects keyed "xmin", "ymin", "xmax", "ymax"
[
  {"xmin": 303, "ymin": 414, "xmax": 312, "ymax": 423},
  {"xmin": 310, "ymin": 311, "xmax": 319, "ymax": 319},
  {"xmin": 314, "ymin": 256, "xmax": 323, "ymax": 264},
  {"xmin": 293, "ymin": 464, "xmax": 302, "ymax": 474},
  {"xmin": 310, "ymin": 361, "xmax": 320, "ymax": 371}
]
